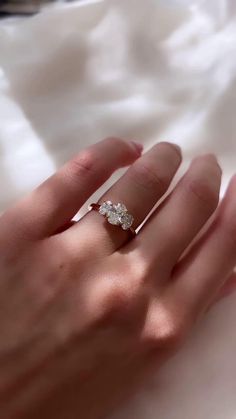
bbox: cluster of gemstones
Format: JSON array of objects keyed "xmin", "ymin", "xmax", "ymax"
[{"xmin": 99, "ymin": 201, "xmax": 134, "ymax": 231}]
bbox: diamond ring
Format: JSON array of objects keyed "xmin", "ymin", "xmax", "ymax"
[{"xmin": 89, "ymin": 201, "xmax": 136, "ymax": 236}]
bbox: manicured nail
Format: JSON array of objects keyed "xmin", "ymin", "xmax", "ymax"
[{"xmin": 131, "ymin": 140, "xmax": 143, "ymax": 155}]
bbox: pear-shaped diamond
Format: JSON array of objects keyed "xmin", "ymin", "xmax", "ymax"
[{"xmin": 121, "ymin": 213, "xmax": 134, "ymax": 230}]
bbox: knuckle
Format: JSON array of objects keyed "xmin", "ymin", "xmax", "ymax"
[
  {"xmin": 98, "ymin": 269, "xmax": 134, "ymax": 318},
  {"xmin": 186, "ymin": 177, "xmax": 219, "ymax": 213},
  {"xmin": 106, "ymin": 285, "xmax": 131, "ymax": 313},
  {"xmin": 144, "ymin": 307, "xmax": 189, "ymax": 351},
  {"xmin": 99, "ymin": 262, "xmax": 147, "ymax": 324},
  {"xmin": 100, "ymin": 284, "xmax": 135, "ymax": 326},
  {"xmin": 136, "ymin": 263, "xmax": 155, "ymax": 285},
  {"xmin": 158, "ymin": 319, "xmax": 187, "ymax": 350},
  {"xmin": 129, "ymin": 252, "xmax": 156, "ymax": 284},
  {"xmin": 130, "ymin": 160, "xmax": 168, "ymax": 194},
  {"xmin": 69, "ymin": 150, "xmax": 97, "ymax": 179}
]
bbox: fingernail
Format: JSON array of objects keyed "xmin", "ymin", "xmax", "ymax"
[
  {"xmin": 170, "ymin": 143, "xmax": 181, "ymax": 154},
  {"xmin": 169, "ymin": 142, "xmax": 182, "ymax": 159},
  {"xmin": 159, "ymin": 141, "xmax": 182, "ymax": 159},
  {"xmin": 194, "ymin": 153, "xmax": 216, "ymax": 163},
  {"xmin": 193, "ymin": 154, "xmax": 222, "ymax": 173},
  {"xmin": 131, "ymin": 140, "xmax": 143, "ymax": 155}
]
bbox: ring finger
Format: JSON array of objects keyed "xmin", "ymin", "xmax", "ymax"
[{"xmin": 66, "ymin": 142, "xmax": 182, "ymax": 253}]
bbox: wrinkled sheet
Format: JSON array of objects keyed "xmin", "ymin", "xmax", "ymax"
[{"xmin": 0, "ymin": 0, "xmax": 236, "ymax": 418}]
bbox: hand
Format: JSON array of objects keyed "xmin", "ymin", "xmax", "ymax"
[{"xmin": 0, "ymin": 138, "xmax": 235, "ymax": 419}]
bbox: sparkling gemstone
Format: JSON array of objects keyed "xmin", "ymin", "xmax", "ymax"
[
  {"xmin": 114, "ymin": 203, "xmax": 127, "ymax": 214},
  {"xmin": 99, "ymin": 200, "xmax": 133, "ymax": 230},
  {"xmin": 99, "ymin": 201, "xmax": 113, "ymax": 216},
  {"xmin": 121, "ymin": 213, "xmax": 134, "ymax": 230},
  {"xmin": 107, "ymin": 212, "xmax": 121, "ymax": 225}
]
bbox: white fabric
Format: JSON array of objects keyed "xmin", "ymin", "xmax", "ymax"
[{"xmin": 0, "ymin": 0, "xmax": 236, "ymax": 418}]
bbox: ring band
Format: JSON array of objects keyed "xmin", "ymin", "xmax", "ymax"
[{"xmin": 89, "ymin": 201, "xmax": 136, "ymax": 236}]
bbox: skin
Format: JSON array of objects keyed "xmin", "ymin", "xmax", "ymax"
[{"xmin": 0, "ymin": 137, "xmax": 236, "ymax": 419}]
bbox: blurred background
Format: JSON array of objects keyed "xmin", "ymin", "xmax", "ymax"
[{"xmin": 0, "ymin": 0, "xmax": 75, "ymax": 15}]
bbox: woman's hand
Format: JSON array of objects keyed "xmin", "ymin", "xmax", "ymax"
[{"xmin": 0, "ymin": 138, "xmax": 235, "ymax": 419}]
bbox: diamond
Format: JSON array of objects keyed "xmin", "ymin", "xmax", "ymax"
[
  {"xmin": 99, "ymin": 201, "xmax": 113, "ymax": 216},
  {"xmin": 121, "ymin": 213, "xmax": 134, "ymax": 230},
  {"xmin": 98, "ymin": 200, "xmax": 134, "ymax": 231},
  {"xmin": 107, "ymin": 212, "xmax": 121, "ymax": 225},
  {"xmin": 114, "ymin": 203, "xmax": 127, "ymax": 214}
]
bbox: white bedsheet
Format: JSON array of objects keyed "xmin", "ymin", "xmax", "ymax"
[{"xmin": 0, "ymin": 0, "xmax": 236, "ymax": 418}]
